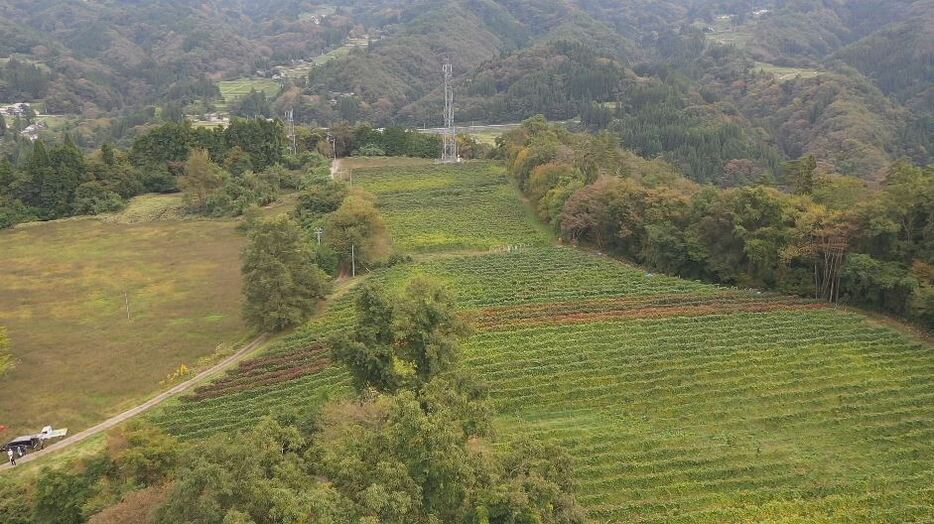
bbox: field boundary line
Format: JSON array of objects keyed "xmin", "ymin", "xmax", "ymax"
[{"xmin": 1, "ymin": 334, "xmax": 268, "ymax": 472}]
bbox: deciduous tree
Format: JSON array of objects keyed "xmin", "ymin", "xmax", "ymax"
[
  {"xmin": 332, "ymin": 277, "xmax": 468, "ymax": 393},
  {"xmin": 323, "ymin": 191, "xmax": 390, "ymax": 271},
  {"xmin": 179, "ymin": 149, "xmax": 227, "ymax": 213}
]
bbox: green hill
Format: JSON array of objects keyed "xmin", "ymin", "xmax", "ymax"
[{"xmin": 153, "ymin": 157, "xmax": 934, "ymax": 522}]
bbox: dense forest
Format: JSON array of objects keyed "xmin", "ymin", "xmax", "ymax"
[
  {"xmin": 504, "ymin": 116, "xmax": 934, "ymax": 329},
  {"xmin": 299, "ymin": 0, "xmax": 932, "ymax": 182},
  {"xmin": 1, "ymin": 0, "xmax": 931, "ymax": 181},
  {"xmin": 0, "ymin": 0, "xmax": 347, "ymax": 114},
  {"xmin": 0, "ymin": 0, "xmax": 355, "ymax": 151}
]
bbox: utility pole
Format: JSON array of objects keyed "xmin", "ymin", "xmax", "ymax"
[
  {"xmin": 285, "ymin": 108, "xmax": 297, "ymax": 155},
  {"xmin": 124, "ymin": 291, "xmax": 130, "ymax": 322},
  {"xmin": 441, "ymin": 57, "xmax": 458, "ymax": 163},
  {"xmin": 314, "ymin": 227, "xmax": 323, "ymax": 246},
  {"xmin": 351, "ymin": 244, "xmax": 356, "ymax": 277},
  {"xmin": 327, "ymin": 133, "xmax": 337, "ymax": 160}
]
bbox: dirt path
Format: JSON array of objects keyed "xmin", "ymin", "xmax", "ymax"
[
  {"xmin": 1, "ymin": 334, "xmax": 267, "ymax": 472},
  {"xmin": 330, "ymin": 158, "xmax": 343, "ymax": 179}
]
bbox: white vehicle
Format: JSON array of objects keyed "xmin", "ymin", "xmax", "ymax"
[{"xmin": 2, "ymin": 426, "xmax": 68, "ymax": 453}]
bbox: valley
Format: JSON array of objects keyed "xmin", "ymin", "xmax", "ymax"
[{"xmin": 1, "ymin": 1, "xmax": 932, "ymax": 521}]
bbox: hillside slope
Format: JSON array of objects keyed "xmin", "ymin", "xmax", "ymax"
[
  {"xmin": 0, "ymin": 0, "xmax": 342, "ymax": 114},
  {"xmin": 2, "ymin": 0, "xmax": 930, "ymax": 179},
  {"xmin": 153, "ymin": 158, "xmax": 934, "ymax": 522}
]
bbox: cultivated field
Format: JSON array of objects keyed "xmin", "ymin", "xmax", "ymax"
[
  {"xmin": 271, "ymin": 37, "xmax": 370, "ymax": 79},
  {"xmin": 419, "ymin": 123, "xmax": 523, "ymax": 146},
  {"xmin": 216, "ymin": 78, "xmax": 281, "ymax": 110},
  {"xmin": 0, "ymin": 207, "xmax": 250, "ymax": 439},
  {"xmin": 755, "ymin": 61, "xmax": 823, "ymax": 81},
  {"xmin": 154, "ymin": 157, "xmax": 934, "ymax": 522},
  {"xmin": 349, "ymin": 158, "xmax": 551, "ymax": 253}
]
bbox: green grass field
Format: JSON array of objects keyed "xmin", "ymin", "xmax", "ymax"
[
  {"xmin": 349, "ymin": 158, "xmax": 551, "ymax": 253},
  {"xmin": 153, "ymin": 158, "xmax": 933, "ymax": 522},
  {"xmin": 312, "ymin": 37, "xmax": 368, "ymax": 66},
  {"xmin": 754, "ymin": 61, "xmax": 823, "ymax": 81},
  {"xmin": 0, "ymin": 204, "xmax": 250, "ymax": 439},
  {"xmin": 216, "ymin": 78, "xmax": 281, "ymax": 111},
  {"xmin": 276, "ymin": 37, "xmax": 369, "ymax": 79}
]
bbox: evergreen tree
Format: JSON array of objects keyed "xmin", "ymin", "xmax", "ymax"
[
  {"xmin": 230, "ymin": 89, "xmax": 271, "ymax": 119},
  {"xmin": 14, "ymin": 140, "xmax": 88, "ymax": 219},
  {"xmin": 100, "ymin": 143, "xmax": 116, "ymax": 166},
  {"xmin": 784, "ymin": 155, "xmax": 819, "ymax": 195},
  {"xmin": 241, "ymin": 216, "xmax": 329, "ymax": 331},
  {"xmin": 0, "ymin": 158, "xmax": 14, "ymax": 194},
  {"xmin": 161, "ymin": 102, "xmax": 185, "ymax": 123},
  {"xmin": 223, "ymin": 118, "xmax": 286, "ymax": 171}
]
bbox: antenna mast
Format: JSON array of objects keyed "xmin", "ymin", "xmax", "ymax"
[{"xmin": 441, "ymin": 57, "xmax": 458, "ymax": 163}]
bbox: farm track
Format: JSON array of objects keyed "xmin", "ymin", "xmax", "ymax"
[{"xmin": 0, "ymin": 334, "xmax": 267, "ymax": 472}]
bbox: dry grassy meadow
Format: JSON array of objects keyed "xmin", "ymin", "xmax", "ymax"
[{"xmin": 0, "ymin": 207, "xmax": 249, "ymax": 439}]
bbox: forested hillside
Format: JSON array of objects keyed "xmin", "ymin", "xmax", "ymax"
[
  {"xmin": 505, "ymin": 117, "xmax": 934, "ymax": 329},
  {"xmin": 298, "ymin": 0, "xmax": 932, "ymax": 181},
  {"xmin": 0, "ymin": 0, "xmax": 342, "ymax": 112},
  {"xmin": 1, "ymin": 0, "xmax": 931, "ymax": 181},
  {"xmin": 0, "ymin": 0, "xmax": 352, "ymax": 151}
]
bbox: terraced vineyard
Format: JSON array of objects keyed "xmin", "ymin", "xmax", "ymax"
[
  {"xmin": 153, "ymin": 158, "xmax": 934, "ymax": 522},
  {"xmin": 350, "ymin": 159, "xmax": 551, "ymax": 253}
]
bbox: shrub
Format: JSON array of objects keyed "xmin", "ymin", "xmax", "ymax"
[
  {"xmin": 73, "ymin": 182, "xmax": 125, "ymax": 215},
  {"xmin": 353, "ymin": 143, "xmax": 386, "ymax": 157},
  {"xmin": 0, "ymin": 197, "xmax": 34, "ymax": 229},
  {"xmin": 205, "ymin": 171, "xmax": 278, "ymax": 217}
]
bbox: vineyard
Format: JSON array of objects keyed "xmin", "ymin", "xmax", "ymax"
[
  {"xmin": 153, "ymin": 158, "xmax": 934, "ymax": 522},
  {"xmin": 350, "ymin": 160, "xmax": 552, "ymax": 253},
  {"xmin": 469, "ymin": 309, "xmax": 933, "ymax": 521}
]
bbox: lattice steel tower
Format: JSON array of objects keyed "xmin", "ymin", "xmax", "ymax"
[{"xmin": 441, "ymin": 58, "xmax": 458, "ymax": 163}]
